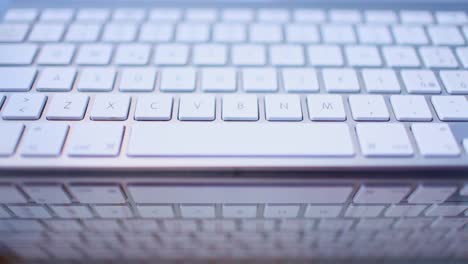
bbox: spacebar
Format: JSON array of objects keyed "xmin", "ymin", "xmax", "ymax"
[{"xmin": 127, "ymin": 123, "xmax": 355, "ymax": 157}]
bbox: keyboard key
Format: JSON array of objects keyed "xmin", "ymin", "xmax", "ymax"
[
  {"xmin": 65, "ymin": 23, "xmax": 102, "ymax": 42},
  {"xmin": 400, "ymin": 10, "xmax": 433, "ymax": 24},
  {"xmin": 222, "ymin": 94, "xmax": 259, "ymax": 121},
  {"xmin": 345, "ymin": 205, "xmax": 384, "ymax": 218},
  {"xmin": 20, "ymin": 123, "xmax": 69, "ymax": 157},
  {"xmin": 345, "ymin": 46, "xmax": 382, "ymax": 67},
  {"xmin": 212, "ymin": 23, "xmax": 246, "ymax": 43},
  {"xmin": 28, "ymin": 23, "xmax": 65, "ymax": 42},
  {"xmin": 139, "ymin": 23, "xmax": 174, "ymax": 42},
  {"xmin": 258, "ymin": 8, "xmax": 290, "ymax": 22},
  {"xmin": 223, "ymin": 205, "xmax": 257, "ymax": 218},
  {"xmin": 154, "ymin": 44, "xmax": 189, "ymax": 65},
  {"xmin": 160, "ymin": 68, "xmax": 196, "ymax": 92},
  {"xmin": 401, "ymin": 70, "xmax": 442, "ymax": 94},
  {"xmin": 9, "ymin": 205, "xmax": 51, "ymax": 219},
  {"xmin": 270, "ymin": 45, "xmax": 304, "ymax": 66},
  {"xmin": 36, "ymin": 67, "xmax": 76, "ymax": 92},
  {"xmin": 137, "ymin": 205, "xmax": 175, "ymax": 218},
  {"xmin": 90, "ymin": 95, "xmax": 131, "ymax": 121},
  {"xmin": 0, "ymin": 67, "xmax": 36, "ymax": 92},
  {"xmin": 329, "ymin": 9, "xmax": 361, "ymax": 23},
  {"xmin": 112, "ymin": 8, "xmax": 145, "ymax": 21},
  {"xmin": 323, "ymin": 68, "xmax": 360, "ymax": 93},
  {"xmin": 200, "ymin": 68, "xmax": 237, "ymax": 92},
  {"xmin": 356, "ymin": 123, "xmax": 413, "ymax": 157},
  {"xmin": 67, "ymin": 124, "xmax": 124, "ymax": 157},
  {"xmin": 356, "ymin": 25, "xmax": 392, "ymax": 44},
  {"xmin": 322, "ymin": 25, "xmax": 356, "ymax": 44},
  {"xmin": 102, "ymin": 23, "xmax": 138, "ymax": 42},
  {"xmin": 0, "ymin": 124, "xmax": 24, "ymax": 157},
  {"xmin": 127, "ymin": 123, "xmax": 354, "ymax": 157},
  {"xmin": 420, "ymin": 47, "xmax": 458, "ymax": 68},
  {"xmin": 186, "ymin": 8, "xmax": 218, "ymax": 21},
  {"xmin": 385, "ymin": 205, "xmax": 427, "ymax": 217},
  {"xmin": 129, "ymin": 185, "xmax": 352, "ymax": 204},
  {"xmin": 114, "ymin": 44, "xmax": 151, "ymax": 65},
  {"xmin": 242, "ymin": 68, "xmax": 278, "ymax": 92},
  {"xmin": 362, "ymin": 69, "xmax": 400, "ymax": 93},
  {"xmin": 0, "ymin": 23, "xmax": 29, "ymax": 42},
  {"xmin": 176, "ymin": 23, "xmax": 210, "ymax": 43},
  {"xmin": 425, "ymin": 204, "xmax": 468, "ymax": 217},
  {"xmin": 305, "ymin": 205, "xmax": 342, "ymax": 218},
  {"xmin": 308, "ymin": 45, "xmax": 344, "ymax": 66},
  {"xmin": 431, "ymin": 96, "xmax": 468, "ymax": 121},
  {"xmin": 178, "ymin": 95, "xmax": 216, "ymax": 121},
  {"xmin": 40, "ymin": 8, "xmax": 74, "ymax": 22},
  {"xmin": 4, "ymin": 8, "xmax": 38, "ymax": 22},
  {"xmin": 390, "ymin": 95, "xmax": 433, "ymax": 121},
  {"xmin": 94, "ymin": 205, "xmax": 133, "ymax": 218},
  {"xmin": 69, "ymin": 185, "xmax": 125, "ymax": 204},
  {"xmin": 75, "ymin": 44, "xmax": 113, "ymax": 65},
  {"xmin": 134, "ymin": 95, "xmax": 173, "ymax": 121},
  {"xmin": 193, "ymin": 44, "xmax": 227, "ymax": 66},
  {"xmin": 412, "ymin": 123, "xmax": 460, "ymax": 157},
  {"xmin": 181, "ymin": 205, "xmax": 215, "ymax": 218},
  {"xmin": 456, "ymin": 47, "xmax": 468, "ymax": 68},
  {"xmin": 2, "ymin": 94, "xmax": 47, "ymax": 120},
  {"xmin": 440, "ymin": 70, "xmax": 468, "ymax": 94},
  {"xmin": 221, "ymin": 8, "xmax": 254, "ymax": 22},
  {"xmin": 460, "ymin": 185, "xmax": 468, "ymax": 196},
  {"xmin": 265, "ymin": 95, "xmax": 302, "ymax": 121},
  {"xmin": 364, "ymin": 10, "xmax": 397, "ymax": 24},
  {"xmin": 408, "ymin": 186, "xmax": 457, "ymax": 204},
  {"xmin": 76, "ymin": 8, "xmax": 110, "ymax": 21},
  {"xmin": 264, "ymin": 205, "xmax": 300, "ymax": 218},
  {"xmin": 293, "ymin": 9, "xmax": 326, "ymax": 22},
  {"xmin": 349, "ymin": 95, "xmax": 390, "ymax": 121},
  {"xmin": 37, "ymin": 44, "xmax": 75, "ymax": 65},
  {"xmin": 50, "ymin": 205, "xmax": 93, "ymax": 218},
  {"xmin": 427, "ymin": 26, "xmax": 465, "ymax": 46},
  {"xmin": 0, "ymin": 44, "xmax": 37, "ymax": 65},
  {"xmin": 285, "ymin": 24, "xmax": 320, "ymax": 43},
  {"xmin": 23, "ymin": 185, "xmax": 71, "ymax": 204},
  {"xmin": 307, "ymin": 95, "xmax": 346, "ymax": 121},
  {"xmin": 436, "ymin": 11, "xmax": 468, "ymax": 25},
  {"xmin": 249, "ymin": 24, "xmax": 283, "ymax": 43},
  {"xmin": 46, "ymin": 220, "xmax": 82, "ymax": 232},
  {"xmin": 149, "ymin": 8, "xmax": 181, "ymax": 21},
  {"xmin": 77, "ymin": 68, "xmax": 116, "ymax": 92},
  {"xmin": 392, "ymin": 25, "xmax": 428, "ymax": 45},
  {"xmin": 354, "ymin": 185, "xmax": 411, "ymax": 204},
  {"xmin": 119, "ymin": 68, "xmax": 156, "ymax": 92},
  {"xmin": 282, "ymin": 68, "xmax": 319, "ymax": 93},
  {"xmin": 232, "ymin": 44, "xmax": 266, "ymax": 66},
  {"xmin": 382, "ymin": 46, "xmax": 420, "ymax": 67}
]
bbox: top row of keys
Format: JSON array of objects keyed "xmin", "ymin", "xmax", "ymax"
[{"xmin": 3, "ymin": 8, "xmax": 468, "ymax": 25}]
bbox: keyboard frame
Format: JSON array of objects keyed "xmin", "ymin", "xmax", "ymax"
[{"xmin": 1, "ymin": 0, "xmax": 468, "ymax": 172}]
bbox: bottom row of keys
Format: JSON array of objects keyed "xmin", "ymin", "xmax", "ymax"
[{"xmin": 0, "ymin": 122, "xmax": 464, "ymax": 158}]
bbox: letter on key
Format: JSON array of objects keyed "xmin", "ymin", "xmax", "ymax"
[
  {"xmin": 68, "ymin": 124, "xmax": 124, "ymax": 157},
  {"xmin": 90, "ymin": 95, "xmax": 131, "ymax": 121}
]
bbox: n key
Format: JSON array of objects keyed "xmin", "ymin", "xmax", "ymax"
[{"xmin": 2, "ymin": 94, "xmax": 47, "ymax": 120}]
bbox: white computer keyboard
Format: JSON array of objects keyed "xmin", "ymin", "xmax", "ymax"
[{"xmin": 1, "ymin": 7, "xmax": 468, "ymax": 169}]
